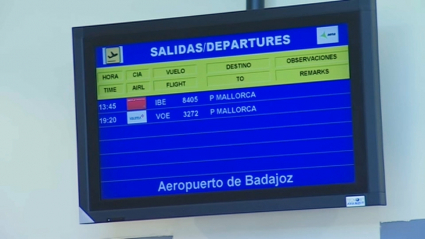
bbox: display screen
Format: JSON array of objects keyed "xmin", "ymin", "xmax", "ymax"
[{"xmin": 95, "ymin": 24, "xmax": 354, "ymax": 200}]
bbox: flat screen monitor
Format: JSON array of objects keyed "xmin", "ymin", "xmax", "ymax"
[{"xmin": 73, "ymin": 0, "xmax": 385, "ymax": 224}]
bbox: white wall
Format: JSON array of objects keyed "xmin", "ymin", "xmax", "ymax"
[{"xmin": 0, "ymin": 0, "xmax": 424, "ymax": 238}]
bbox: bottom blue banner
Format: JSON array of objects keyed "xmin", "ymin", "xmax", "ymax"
[{"xmin": 101, "ymin": 165, "xmax": 355, "ymax": 199}]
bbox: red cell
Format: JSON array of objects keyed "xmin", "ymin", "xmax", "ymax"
[{"xmin": 127, "ymin": 97, "xmax": 146, "ymax": 110}]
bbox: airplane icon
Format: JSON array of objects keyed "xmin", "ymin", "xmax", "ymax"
[
  {"xmin": 108, "ymin": 51, "xmax": 118, "ymax": 59},
  {"xmin": 104, "ymin": 47, "xmax": 122, "ymax": 64}
]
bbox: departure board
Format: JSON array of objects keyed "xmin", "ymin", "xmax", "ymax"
[{"xmin": 95, "ymin": 24, "xmax": 354, "ymax": 200}]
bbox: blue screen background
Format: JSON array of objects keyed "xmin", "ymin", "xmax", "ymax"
[{"xmin": 96, "ymin": 24, "xmax": 355, "ymax": 200}]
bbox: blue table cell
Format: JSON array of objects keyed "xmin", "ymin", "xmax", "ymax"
[
  {"xmin": 98, "ymin": 112, "xmax": 127, "ymax": 126},
  {"xmin": 99, "ymin": 121, "xmax": 353, "ymax": 154},
  {"xmin": 100, "ymin": 108, "xmax": 352, "ymax": 140},
  {"xmin": 100, "ymin": 93, "xmax": 351, "ymax": 128},
  {"xmin": 146, "ymin": 80, "xmax": 351, "ymax": 109},
  {"xmin": 100, "ymin": 136, "xmax": 354, "ymax": 168},
  {"xmin": 101, "ymin": 150, "xmax": 354, "ymax": 181},
  {"xmin": 145, "ymin": 93, "xmax": 351, "ymax": 123},
  {"xmin": 98, "ymin": 99, "xmax": 127, "ymax": 113}
]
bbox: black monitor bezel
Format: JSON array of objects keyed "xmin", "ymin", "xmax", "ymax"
[{"xmin": 74, "ymin": 1, "xmax": 385, "ymax": 223}]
